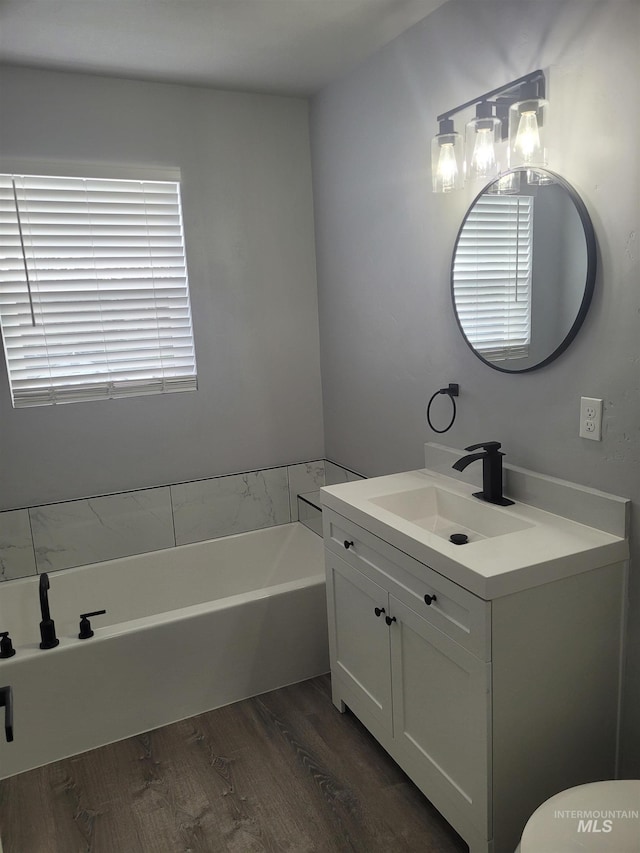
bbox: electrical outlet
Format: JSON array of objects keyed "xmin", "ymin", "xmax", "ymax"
[{"xmin": 579, "ymin": 397, "xmax": 603, "ymax": 441}]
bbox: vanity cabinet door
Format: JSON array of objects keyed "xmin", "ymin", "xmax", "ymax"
[
  {"xmin": 389, "ymin": 596, "xmax": 491, "ymax": 839},
  {"xmin": 325, "ymin": 554, "xmax": 393, "ymax": 733}
]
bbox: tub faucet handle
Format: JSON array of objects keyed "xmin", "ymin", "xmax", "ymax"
[
  {"xmin": 0, "ymin": 632, "xmax": 16, "ymax": 659},
  {"xmin": 79, "ymin": 610, "xmax": 107, "ymax": 640},
  {"xmin": 0, "ymin": 685, "xmax": 13, "ymax": 742}
]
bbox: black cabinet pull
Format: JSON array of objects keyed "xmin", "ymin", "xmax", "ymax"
[
  {"xmin": 424, "ymin": 594, "xmax": 437, "ymax": 606},
  {"xmin": 385, "ymin": 615, "xmax": 397, "ymax": 626},
  {"xmin": 343, "ymin": 540, "xmax": 354, "ymax": 550},
  {"xmin": 374, "ymin": 607, "xmax": 386, "ymax": 617}
]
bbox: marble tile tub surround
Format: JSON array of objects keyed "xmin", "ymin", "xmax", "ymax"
[
  {"xmin": 171, "ymin": 468, "xmax": 291, "ymax": 547},
  {"xmin": 30, "ymin": 489, "xmax": 175, "ymax": 574},
  {"xmin": 0, "ymin": 459, "xmax": 362, "ymax": 581},
  {"xmin": 288, "ymin": 461, "xmax": 326, "ymax": 522},
  {"xmin": 325, "ymin": 460, "xmax": 365, "ymax": 487},
  {"xmin": 0, "ymin": 510, "xmax": 36, "ymax": 582}
]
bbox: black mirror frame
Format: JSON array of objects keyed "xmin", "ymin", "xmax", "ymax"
[{"xmin": 450, "ymin": 168, "xmax": 597, "ymax": 373}]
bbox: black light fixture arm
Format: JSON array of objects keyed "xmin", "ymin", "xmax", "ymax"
[{"xmin": 436, "ymin": 69, "xmax": 545, "ymax": 124}]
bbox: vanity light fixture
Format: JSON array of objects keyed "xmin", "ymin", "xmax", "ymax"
[{"xmin": 432, "ymin": 70, "xmax": 547, "ymax": 193}]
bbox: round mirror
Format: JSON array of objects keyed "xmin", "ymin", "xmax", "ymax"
[{"xmin": 451, "ymin": 168, "xmax": 596, "ymax": 372}]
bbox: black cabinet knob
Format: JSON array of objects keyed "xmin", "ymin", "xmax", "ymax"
[
  {"xmin": 374, "ymin": 606, "xmax": 386, "ymax": 617},
  {"xmin": 424, "ymin": 594, "xmax": 437, "ymax": 606},
  {"xmin": 385, "ymin": 615, "xmax": 397, "ymax": 626},
  {"xmin": 343, "ymin": 540, "xmax": 354, "ymax": 550}
]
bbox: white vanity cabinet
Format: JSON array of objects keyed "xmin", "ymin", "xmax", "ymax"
[{"xmin": 323, "ymin": 506, "xmax": 626, "ymax": 853}]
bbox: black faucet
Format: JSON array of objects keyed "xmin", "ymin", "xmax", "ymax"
[
  {"xmin": 452, "ymin": 441, "xmax": 514, "ymax": 506},
  {"xmin": 39, "ymin": 573, "xmax": 59, "ymax": 650}
]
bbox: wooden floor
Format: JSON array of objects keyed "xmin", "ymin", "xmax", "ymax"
[{"xmin": 0, "ymin": 675, "xmax": 467, "ymax": 853}]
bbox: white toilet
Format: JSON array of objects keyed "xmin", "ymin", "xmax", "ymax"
[{"xmin": 515, "ymin": 780, "xmax": 640, "ymax": 852}]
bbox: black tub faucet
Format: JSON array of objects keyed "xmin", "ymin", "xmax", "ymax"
[
  {"xmin": 39, "ymin": 573, "xmax": 59, "ymax": 650},
  {"xmin": 452, "ymin": 441, "xmax": 514, "ymax": 506}
]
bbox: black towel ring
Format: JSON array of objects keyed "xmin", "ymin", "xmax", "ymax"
[{"xmin": 426, "ymin": 383, "xmax": 459, "ymax": 434}]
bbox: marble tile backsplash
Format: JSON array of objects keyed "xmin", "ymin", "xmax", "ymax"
[{"xmin": 0, "ymin": 459, "xmax": 360, "ymax": 580}]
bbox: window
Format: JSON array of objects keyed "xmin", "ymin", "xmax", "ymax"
[
  {"xmin": 453, "ymin": 194, "xmax": 533, "ymax": 362},
  {"xmin": 0, "ymin": 170, "xmax": 197, "ymax": 407}
]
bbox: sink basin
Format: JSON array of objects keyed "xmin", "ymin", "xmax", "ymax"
[{"xmin": 368, "ymin": 486, "xmax": 533, "ymax": 542}]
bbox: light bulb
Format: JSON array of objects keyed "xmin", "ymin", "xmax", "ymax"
[
  {"xmin": 431, "ymin": 122, "xmax": 464, "ymax": 192},
  {"xmin": 471, "ymin": 128, "xmax": 497, "ymax": 176},
  {"xmin": 438, "ymin": 143, "xmax": 459, "ymax": 192},
  {"xmin": 514, "ymin": 110, "xmax": 541, "ymax": 163},
  {"xmin": 509, "ymin": 94, "xmax": 547, "ymax": 168},
  {"xmin": 465, "ymin": 110, "xmax": 501, "ymax": 181}
]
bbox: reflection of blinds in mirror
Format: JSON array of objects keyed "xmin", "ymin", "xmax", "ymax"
[{"xmin": 453, "ymin": 195, "xmax": 533, "ymax": 362}]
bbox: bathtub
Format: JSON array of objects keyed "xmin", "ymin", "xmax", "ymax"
[{"xmin": 0, "ymin": 522, "xmax": 328, "ymax": 780}]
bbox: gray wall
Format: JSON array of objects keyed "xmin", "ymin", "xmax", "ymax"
[
  {"xmin": 310, "ymin": 0, "xmax": 640, "ymax": 774},
  {"xmin": 0, "ymin": 66, "xmax": 323, "ymax": 509}
]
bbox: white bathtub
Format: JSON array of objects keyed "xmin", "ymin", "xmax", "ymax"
[{"xmin": 0, "ymin": 522, "xmax": 328, "ymax": 780}]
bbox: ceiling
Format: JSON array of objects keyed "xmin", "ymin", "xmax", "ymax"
[{"xmin": 0, "ymin": 0, "xmax": 448, "ymax": 96}]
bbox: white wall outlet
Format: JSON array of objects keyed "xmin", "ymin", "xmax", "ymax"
[{"xmin": 579, "ymin": 397, "xmax": 603, "ymax": 441}]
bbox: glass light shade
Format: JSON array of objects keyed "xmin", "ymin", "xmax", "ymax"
[
  {"xmin": 431, "ymin": 131, "xmax": 464, "ymax": 193},
  {"xmin": 465, "ymin": 116, "xmax": 502, "ymax": 181},
  {"xmin": 526, "ymin": 168, "xmax": 555, "ymax": 186},
  {"xmin": 509, "ymin": 98, "xmax": 548, "ymax": 167},
  {"xmin": 486, "ymin": 171, "xmax": 522, "ymax": 195}
]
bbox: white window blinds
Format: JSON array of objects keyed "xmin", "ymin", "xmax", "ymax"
[
  {"xmin": 0, "ymin": 172, "xmax": 197, "ymax": 407},
  {"xmin": 453, "ymin": 194, "xmax": 533, "ymax": 362}
]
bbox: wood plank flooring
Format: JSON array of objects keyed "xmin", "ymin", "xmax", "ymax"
[{"xmin": 0, "ymin": 675, "xmax": 467, "ymax": 853}]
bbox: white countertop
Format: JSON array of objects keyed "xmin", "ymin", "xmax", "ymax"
[{"xmin": 320, "ymin": 468, "xmax": 629, "ymax": 599}]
